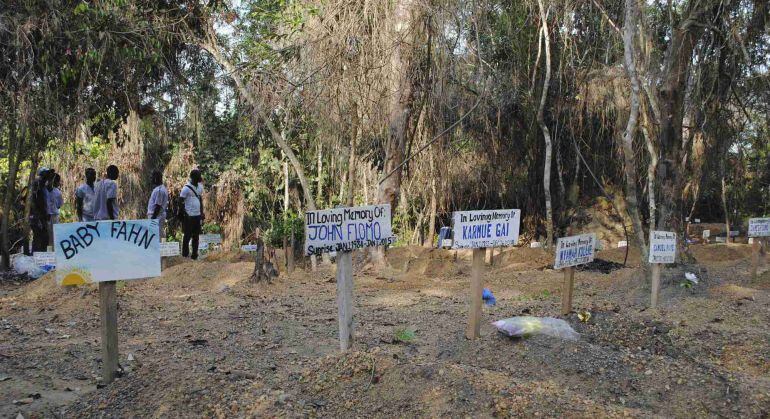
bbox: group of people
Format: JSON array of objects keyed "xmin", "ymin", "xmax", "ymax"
[{"xmin": 30, "ymin": 165, "xmax": 206, "ymax": 260}]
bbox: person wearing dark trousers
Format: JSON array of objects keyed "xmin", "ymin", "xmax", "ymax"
[
  {"xmin": 179, "ymin": 169, "xmax": 204, "ymax": 260},
  {"xmin": 30, "ymin": 167, "xmax": 51, "ymax": 252}
]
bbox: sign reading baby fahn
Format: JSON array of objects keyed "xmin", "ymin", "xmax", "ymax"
[
  {"xmin": 304, "ymin": 204, "xmax": 396, "ymax": 256},
  {"xmin": 54, "ymin": 220, "xmax": 161, "ymax": 285},
  {"xmin": 451, "ymin": 209, "xmax": 521, "ymax": 249}
]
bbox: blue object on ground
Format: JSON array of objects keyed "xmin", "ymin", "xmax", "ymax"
[{"xmin": 482, "ymin": 288, "xmax": 496, "ymax": 306}]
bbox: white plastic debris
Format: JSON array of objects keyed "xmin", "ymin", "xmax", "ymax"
[
  {"xmin": 684, "ymin": 272, "xmax": 699, "ymax": 285},
  {"xmin": 492, "ymin": 316, "xmax": 579, "ymax": 341},
  {"xmin": 11, "ymin": 255, "xmax": 46, "ymax": 278}
]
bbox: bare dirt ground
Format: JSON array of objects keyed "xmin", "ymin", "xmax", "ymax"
[{"xmin": 2, "ymin": 244, "xmax": 769, "ymax": 418}]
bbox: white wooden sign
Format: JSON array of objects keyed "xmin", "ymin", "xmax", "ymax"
[
  {"xmin": 200, "ymin": 234, "xmax": 222, "ymax": 244},
  {"xmin": 649, "ymin": 231, "xmax": 676, "ymax": 264},
  {"xmin": 451, "ymin": 209, "xmax": 520, "ymax": 249},
  {"xmin": 54, "ymin": 220, "xmax": 160, "ymax": 285},
  {"xmin": 241, "ymin": 244, "xmax": 258, "ymax": 252},
  {"xmin": 694, "ymin": 218, "xmax": 701, "ymax": 223},
  {"xmin": 33, "ymin": 251, "xmax": 56, "ymax": 267},
  {"xmin": 530, "ymin": 241, "xmax": 542, "ymax": 248},
  {"xmin": 702, "ymin": 230, "xmax": 711, "ymax": 239},
  {"xmin": 304, "ymin": 204, "xmax": 396, "ymax": 256},
  {"xmin": 554, "ymin": 233, "xmax": 596, "ymax": 269},
  {"xmin": 160, "ymin": 242, "xmax": 180, "ymax": 257},
  {"xmin": 748, "ymin": 218, "xmax": 770, "ymax": 237},
  {"xmin": 617, "ymin": 240, "xmax": 628, "ymax": 248},
  {"xmin": 715, "ymin": 237, "xmax": 726, "ymax": 243}
]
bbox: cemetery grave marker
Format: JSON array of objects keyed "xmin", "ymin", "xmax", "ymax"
[
  {"xmin": 304, "ymin": 204, "xmax": 396, "ymax": 350},
  {"xmin": 451, "ymin": 209, "xmax": 521, "ymax": 339},
  {"xmin": 554, "ymin": 233, "xmax": 596, "ymax": 315},
  {"xmin": 648, "ymin": 231, "xmax": 676, "ymax": 308},
  {"xmin": 749, "ymin": 218, "xmax": 770, "ymax": 279},
  {"xmin": 54, "ymin": 219, "xmax": 161, "ymax": 384}
]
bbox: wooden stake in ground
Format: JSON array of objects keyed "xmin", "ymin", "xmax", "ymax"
[
  {"xmin": 465, "ymin": 248, "xmax": 485, "ymax": 339},
  {"xmin": 99, "ymin": 281, "xmax": 119, "ymax": 384},
  {"xmin": 650, "ymin": 263, "xmax": 661, "ymax": 308},
  {"xmin": 561, "ymin": 266, "xmax": 575, "ymax": 315},
  {"xmin": 336, "ymin": 251, "xmax": 354, "ymax": 350},
  {"xmin": 287, "ymin": 228, "xmax": 295, "ymax": 274},
  {"xmin": 752, "ymin": 238, "xmax": 761, "ymax": 279}
]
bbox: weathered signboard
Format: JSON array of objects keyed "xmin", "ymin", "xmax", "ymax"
[
  {"xmin": 200, "ymin": 234, "xmax": 223, "ymax": 245},
  {"xmin": 748, "ymin": 218, "xmax": 770, "ymax": 237},
  {"xmin": 304, "ymin": 204, "xmax": 396, "ymax": 256},
  {"xmin": 649, "ymin": 231, "xmax": 676, "ymax": 264},
  {"xmin": 554, "ymin": 233, "xmax": 596, "ymax": 270},
  {"xmin": 33, "ymin": 251, "xmax": 56, "ymax": 267},
  {"xmin": 451, "ymin": 209, "xmax": 520, "ymax": 249},
  {"xmin": 160, "ymin": 242, "xmax": 181, "ymax": 257},
  {"xmin": 54, "ymin": 220, "xmax": 161, "ymax": 285},
  {"xmin": 241, "ymin": 244, "xmax": 258, "ymax": 252}
]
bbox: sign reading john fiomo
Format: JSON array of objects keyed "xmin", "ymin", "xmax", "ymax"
[
  {"xmin": 451, "ymin": 209, "xmax": 521, "ymax": 249},
  {"xmin": 305, "ymin": 204, "xmax": 396, "ymax": 256},
  {"xmin": 54, "ymin": 220, "xmax": 161, "ymax": 285}
]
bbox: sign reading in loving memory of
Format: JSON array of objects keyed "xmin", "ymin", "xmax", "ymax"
[
  {"xmin": 554, "ymin": 233, "xmax": 596, "ymax": 270},
  {"xmin": 649, "ymin": 231, "xmax": 676, "ymax": 264},
  {"xmin": 451, "ymin": 209, "xmax": 521, "ymax": 249},
  {"xmin": 748, "ymin": 218, "xmax": 770, "ymax": 237},
  {"xmin": 54, "ymin": 220, "xmax": 161, "ymax": 286},
  {"xmin": 304, "ymin": 204, "xmax": 396, "ymax": 256}
]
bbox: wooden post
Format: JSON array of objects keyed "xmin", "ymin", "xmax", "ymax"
[
  {"xmin": 287, "ymin": 228, "xmax": 295, "ymax": 274},
  {"xmin": 336, "ymin": 251, "xmax": 354, "ymax": 351},
  {"xmin": 561, "ymin": 267, "xmax": 575, "ymax": 315},
  {"xmin": 465, "ymin": 248, "xmax": 485, "ymax": 339},
  {"xmin": 485, "ymin": 247, "xmax": 493, "ymax": 266},
  {"xmin": 752, "ymin": 238, "xmax": 760, "ymax": 279},
  {"xmin": 650, "ymin": 263, "xmax": 661, "ymax": 309},
  {"xmin": 99, "ymin": 281, "xmax": 118, "ymax": 384},
  {"xmin": 310, "ymin": 254, "xmax": 317, "ymax": 272}
]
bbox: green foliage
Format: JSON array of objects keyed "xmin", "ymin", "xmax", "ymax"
[
  {"xmin": 203, "ymin": 223, "xmax": 221, "ymax": 234},
  {"xmin": 393, "ymin": 327, "xmax": 416, "ymax": 344},
  {"xmin": 266, "ymin": 212, "xmax": 304, "ymax": 248}
]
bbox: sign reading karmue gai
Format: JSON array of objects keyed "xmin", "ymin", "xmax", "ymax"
[
  {"xmin": 554, "ymin": 233, "xmax": 596, "ymax": 269},
  {"xmin": 451, "ymin": 209, "xmax": 521, "ymax": 249},
  {"xmin": 54, "ymin": 220, "xmax": 161, "ymax": 285},
  {"xmin": 649, "ymin": 231, "xmax": 676, "ymax": 264},
  {"xmin": 304, "ymin": 204, "xmax": 396, "ymax": 256},
  {"xmin": 748, "ymin": 218, "xmax": 770, "ymax": 237}
]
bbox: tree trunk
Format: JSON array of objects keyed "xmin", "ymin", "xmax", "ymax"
[
  {"xmin": 1, "ymin": 117, "xmax": 20, "ymax": 270},
  {"xmin": 22, "ymin": 150, "xmax": 40, "ymax": 255},
  {"xmin": 347, "ymin": 103, "xmax": 359, "ymax": 207},
  {"xmin": 535, "ymin": 0, "xmax": 554, "ymax": 248},
  {"xmin": 720, "ymin": 157, "xmax": 731, "ymax": 244},
  {"xmin": 200, "ymin": 38, "xmax": 317, "ymax": 212},
  {"xmin": 424, "ymin": 149, "xmax": 437, "ymax": 248},
  {"xmin": 620, "ymin": 0, "xmax": 649, "ymax": 263}
]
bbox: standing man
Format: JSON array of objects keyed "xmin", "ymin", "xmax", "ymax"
[
  {"xmin": 147, "ymin": 170, "xmax": 169, "ymax": 240},
  {"xmin": 94, "ymin": 165, "xmax": 120, "ymax": 221},
  {"xmin": 75, "ymin": 168, "xmax": 97, "ymax": 222},
  {"xmin": 30, "ymin": 167, "xmax": 51, "ymax": 252},
  {"xmin": 179, "ymin": 169, "xmax": 204, "ymax": 260},
  {"xmin": 47, "ymin": 173, "xmax": 63, "ymax": 246}
]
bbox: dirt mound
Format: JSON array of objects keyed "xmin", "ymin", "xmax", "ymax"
[
  {"xmin": 494, "ymin": 247, "xmax": 553, "ymax": 270},
  {"xmin": 690, "ymin": 244, "xmax": 750, "ymax": 263},
  {"xmin": 596, "ymin": 246, "xmax": 640, "ymax": 267}
]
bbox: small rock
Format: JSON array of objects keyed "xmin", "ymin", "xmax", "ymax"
[
  {"xmin": 644, "ymin": 370, "xmax": 653, "ymax": 376},
  {"xmin": 127, "ymin": 353, "xmax": 135, "ymax": 362},
  {"xmin": 13, "ymin": 398, "xmax": 34, "ymax": 405},
  {"xmin": 16, "ymin": 413, "xmax": 24, "ymax": 419}
]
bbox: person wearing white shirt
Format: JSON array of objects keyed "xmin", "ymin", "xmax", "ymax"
[
  {"xmin": 75, "ymin": 168, "xmax": 97, "ymax": 222},
  {"xmin": 178, "ymin": 169, "xmax": 204, "ymax": 260},
  {"xmin": 94, "ymin": 165, "xmax": 120, "ymax": 221},
  {"xmin": 147, "ymin": 170, "xmax": 169, "ymax": 240}
]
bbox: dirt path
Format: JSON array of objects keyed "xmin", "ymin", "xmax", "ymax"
[{"xmin": 1, "ymin": 244, "xmax": 769, "ymax": 417}]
